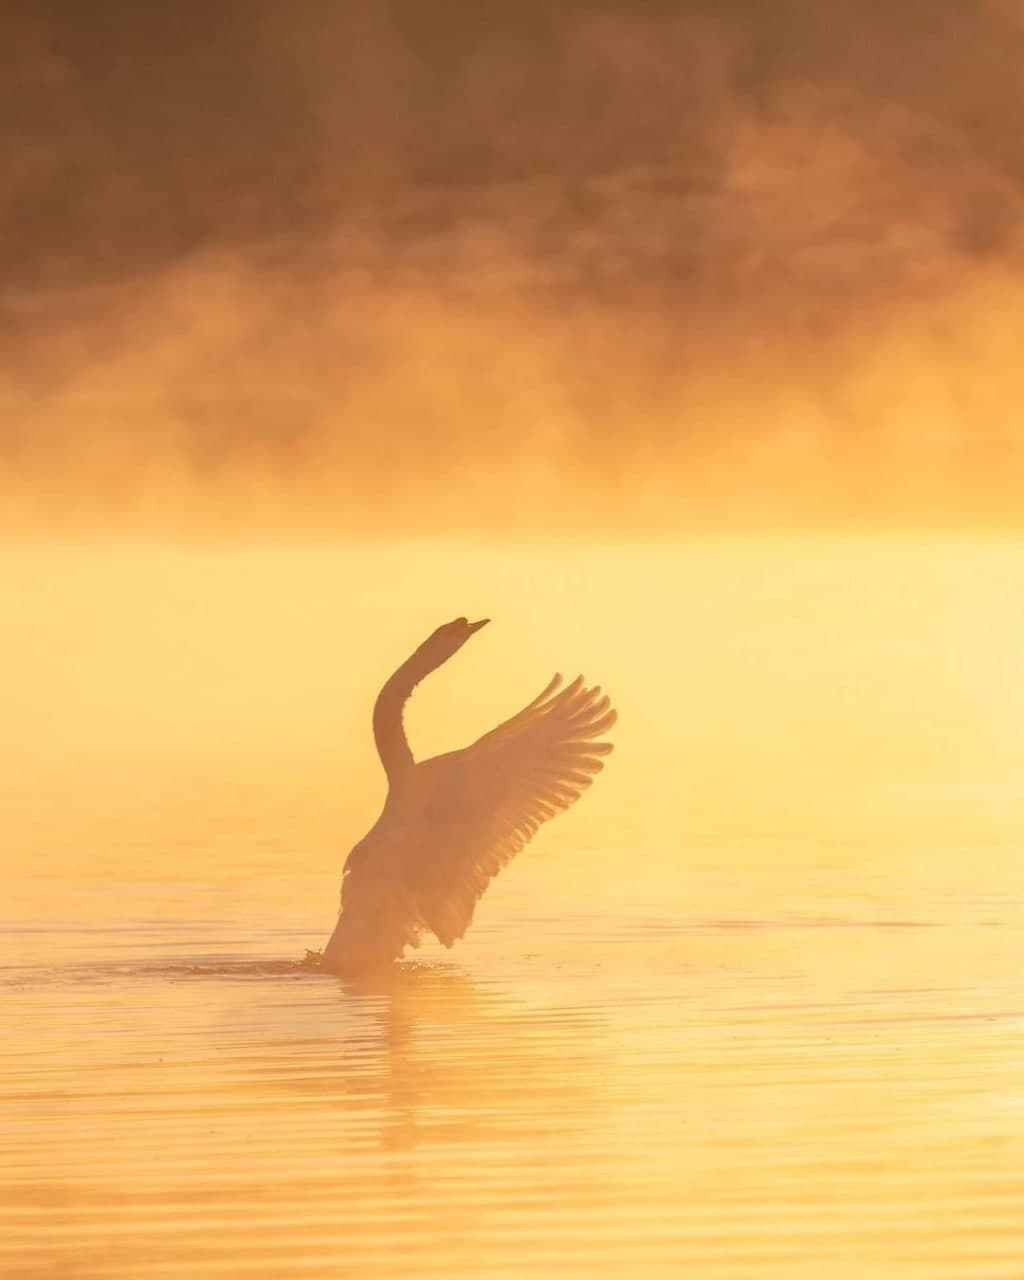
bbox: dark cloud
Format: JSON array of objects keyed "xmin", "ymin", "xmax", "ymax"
[{"xmin": 3, "ymin": 1, "xmax": 1024, "ymax": 532}]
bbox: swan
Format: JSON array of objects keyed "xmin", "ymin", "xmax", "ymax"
[{"xmin": 321, "ymin": 617, "xmax": 616, "ymax": 974}]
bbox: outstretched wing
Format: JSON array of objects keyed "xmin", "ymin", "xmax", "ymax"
[{"xmin": 413, "ymin": 675, "xmax": 616, "ymax": 946}]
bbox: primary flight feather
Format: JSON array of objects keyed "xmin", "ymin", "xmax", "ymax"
[{"xmin": 321, "ymin": 617, "xmax": 616, "ymax": 974}]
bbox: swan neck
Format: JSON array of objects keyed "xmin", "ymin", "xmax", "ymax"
[{"xmin": 372, "ymin": 645, "xmax": 447, "ymax": 782}]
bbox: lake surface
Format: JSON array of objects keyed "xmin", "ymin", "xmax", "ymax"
[{"xmin": 4, "ymin": 538, "xmax": 1024, "ymax": 1278}]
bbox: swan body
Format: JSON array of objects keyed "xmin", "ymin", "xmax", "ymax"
[{"xmin": 322, "ymin": 618, "xmax": 616, "ymax": 974}]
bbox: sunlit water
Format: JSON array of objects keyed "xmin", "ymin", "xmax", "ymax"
[{"xmin": 4, "ymin": 538, "xmax": 1024, "ymax": 1278}]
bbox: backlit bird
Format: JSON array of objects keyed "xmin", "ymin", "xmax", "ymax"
[{"xmin": 321, "ymin": 618, "xmax": 616, "ymax": 974}]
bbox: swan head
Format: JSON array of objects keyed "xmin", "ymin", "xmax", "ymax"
[{"xmin": 417, "ymin": 616, "xmax": 489, "ymax": 665}]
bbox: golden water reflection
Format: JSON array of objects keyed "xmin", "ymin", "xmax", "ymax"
[{"xmin": 4, "ymin": 538, "xmax": 1024, "ymax": 1277}]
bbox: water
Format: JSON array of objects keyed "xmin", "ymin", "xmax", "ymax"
[{"xmin": 4, "ymin": 538, "xmax": 1024, "ymax": 1277}]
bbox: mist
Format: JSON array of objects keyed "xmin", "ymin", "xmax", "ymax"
[{"xmin": 5, "ymin": 0, "xmax": 1024, "ymax": 534}]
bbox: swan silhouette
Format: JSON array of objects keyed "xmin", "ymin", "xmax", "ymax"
[{"xmin": 322, "ymin": 618, "xmax": 616, "ymax": 974}]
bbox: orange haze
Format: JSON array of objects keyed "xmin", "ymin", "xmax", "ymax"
[{"xmin": 5, "ymin": 2, "xmax": 1024, "ymax": 534}]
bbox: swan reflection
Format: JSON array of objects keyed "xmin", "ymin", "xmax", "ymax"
[{"xmin": 320, "ymin": 964, "xmax": 605, "ymax": 1156}]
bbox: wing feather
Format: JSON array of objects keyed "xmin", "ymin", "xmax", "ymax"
[{"xmin": 412, "ymin": 675, "xmax": 616, "ymax": 946}]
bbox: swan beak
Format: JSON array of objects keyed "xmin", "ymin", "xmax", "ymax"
[{"xmin": 468, "ymin": 618, "xmax": 490, "ymax": 633}]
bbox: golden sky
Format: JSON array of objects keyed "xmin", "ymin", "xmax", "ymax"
[{"xmin": 5, "ymin": 1, "xmax": 1024, "ymax": 533}]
